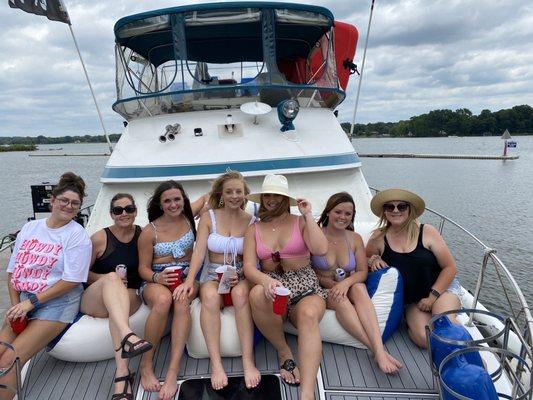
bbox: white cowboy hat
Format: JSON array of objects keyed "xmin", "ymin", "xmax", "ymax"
[
  {"xmin": 370, "ymin": 188, "xmax": 425, "ymax": 218},
  {"xmin": 246, "ymin": 174, "xmax": 298, "ymax": 206}
]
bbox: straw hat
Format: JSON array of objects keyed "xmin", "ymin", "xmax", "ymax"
[
  {"xmin": 370, "ymin": 188, "xmax": 425, "ymax": 218},
  {"xmin": 247, "ymin": 174, "xmax": 298, "ymax": 206}
]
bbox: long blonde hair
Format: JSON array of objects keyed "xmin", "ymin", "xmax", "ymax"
[
  {"xmin": 208, "ymin": 170, "xmax": 250, "ymax": 210},
  {"xmin": 374, "ymin": 202, "xmax": 420, "ymax": 246}
]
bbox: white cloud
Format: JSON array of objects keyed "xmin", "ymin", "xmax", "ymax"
[{"xmin": 0, "ymin": 0, "xmax": 532, "ymax": 136}]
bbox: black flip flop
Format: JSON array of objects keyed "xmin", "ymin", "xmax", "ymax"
[{"xmin": 280, "ymin": 359, "xmax": 300, "ymax": 387}]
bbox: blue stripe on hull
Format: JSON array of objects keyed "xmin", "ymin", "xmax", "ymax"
[{"xmin": 102, "ymin": 153, "xmax": 360, "ymax": 179}]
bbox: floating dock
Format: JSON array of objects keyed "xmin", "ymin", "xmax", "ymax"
[
  {"xmin": 358, "ymin": 153, "xmax": 519, "ymax": 160},
  {"xmin": 28, "ymin": 153, "xmax": 111, "ymax": 157}
]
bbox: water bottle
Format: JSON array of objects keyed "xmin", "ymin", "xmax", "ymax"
[{"xmin": 334, "ymin": 268, "xmax": 346, "ymax": 282}]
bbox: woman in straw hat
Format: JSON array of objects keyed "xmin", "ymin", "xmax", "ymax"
[
  {"xmin": 177, "ymin": 170, "xmax": 261, "ymax": 391},
  {"xmin": 243, "ymin": 174, "xmax": 328, "ymax": 400},
  {"xmin": 366, "ymin": 189, "xmax": 461, "ymax": 348},
  {"xmin": 313, "ymin": 192, "xmax": 402, "ymax": 374}
]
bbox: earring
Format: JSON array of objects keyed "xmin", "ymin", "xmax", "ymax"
[{"xmin": 219, "ymin": 198, "xmax": 224, "ymax": 207}]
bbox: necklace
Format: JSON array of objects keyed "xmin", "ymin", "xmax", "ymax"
[
  {"xmin": 324, "ymin": 230, "xmax": 344, "ymax": 246},
  {"xmin": 270, "ymin": 214, "xmax": 288, "ymax": 232}
]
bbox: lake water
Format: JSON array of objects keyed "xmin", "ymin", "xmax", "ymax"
[{"xmin": 0, "ymin": 137, "xmax": 531, "ymax": 311}]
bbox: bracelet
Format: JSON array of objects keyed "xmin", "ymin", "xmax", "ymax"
[
  {"xmin": 367, "ymin": 255, "xmax": 380, "ymax": 267},
  {"xmin": 430, "ymin": 288, "xmax": 441, "ymax": 298},
  {"xmin": 28, "ymin": 293, "xmax": 41, "ymax": 309},
  {"xmin": 152, "ymin": 272, "xmax": 159, "ymax": 283}
]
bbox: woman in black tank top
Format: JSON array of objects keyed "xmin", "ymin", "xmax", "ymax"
[
  {"xmin": 366, "ymin": 189, "xmax": 461, "ymax": 349},
  {"xmin": 80, "ymin": 194, "xmax": 152, "ymax": 399}
]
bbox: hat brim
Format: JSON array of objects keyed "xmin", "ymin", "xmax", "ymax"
[
  {"xmin": 370, "ymin": 189, "xmax": 425, "ymax": 218},
  {"xmin": 246, "ymin": 191, "xmax": 298, "ymax": 206}
]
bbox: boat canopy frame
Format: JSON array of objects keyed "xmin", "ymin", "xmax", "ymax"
[{"xmin": 112, "ymin": 2, "xmax": 345, "ymax": 120}]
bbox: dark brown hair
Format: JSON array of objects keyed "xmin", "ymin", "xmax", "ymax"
[
  {"xmin": 109, "ymin": 193, "xmax": 135, "ymax": 212},
  {"xmin": 258, "ymin": 195, "xmax": 291, "ymax": 221},
  {"xmin": 51, "ymin": 172, "xmax": 86, "ymax": 203},
  {"xmin": 317, "ymin": 192, "xmax": 355, "ymax": 231},
  {"xmin": 208, "ymin": 170, "xmax": 250, "ymax": 210},
  {"xmin": 147, "ymin": 181, "xmax": 196, "ymax": 238}
]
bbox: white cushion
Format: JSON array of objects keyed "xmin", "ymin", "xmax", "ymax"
[
  {"xmin": 284, "ymin": 267, "xmax": 403, "ymax": 348},
  {"xmin": 186, "ymin": 298, "xmax": 242, "ymax": 359},
  {"xmin": 47, "ymin": 303, "xmax": 151, "ymax": 362}
]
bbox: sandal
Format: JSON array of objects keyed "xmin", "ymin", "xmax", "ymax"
[
  {"xmin": 280, "ymin": 359, "xmax": 300, "ymax": 387},
  {"xmin": 115, "ymin": 332, "xmax": 153, "ymax": 359},
  {"xmin": 111, "ymin": 371, "xmax": 135, "ymax": 400}
]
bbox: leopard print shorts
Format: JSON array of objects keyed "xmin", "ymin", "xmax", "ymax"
[{"xmin": 267, "ymin": 265, "xmax": 327, "ymax": 313}]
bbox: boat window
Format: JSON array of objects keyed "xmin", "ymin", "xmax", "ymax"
[{"xmin": 117, "ymin": 15, "xmax": 170, "ymax": 39}]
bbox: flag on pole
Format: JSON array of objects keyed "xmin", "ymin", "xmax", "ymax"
[{"xmin": 8, "ymin": 0, "xmax": 71, "ymax": 24}]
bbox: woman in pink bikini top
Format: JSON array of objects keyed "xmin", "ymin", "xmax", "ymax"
[{"xmin": 243, "ymin": 174, "xmax": 328, "ymax": 400}]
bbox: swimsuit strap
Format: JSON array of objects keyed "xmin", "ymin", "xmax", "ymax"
[
  {"xmin": 208, "ymin": 209, "xmax": 217, "ymax": 234},
  {"xmin": 150, "ymin": 222, "xmax": 158, "ymax": 242}
]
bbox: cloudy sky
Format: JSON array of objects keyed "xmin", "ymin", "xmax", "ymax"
[{"xmin": 0, "ymin": 0, "xmax": 532, "ymax": 137}]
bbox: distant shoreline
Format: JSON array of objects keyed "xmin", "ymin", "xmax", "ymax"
[{"xmin": 0, "ymin": 144, "xmax": 37, "ymax": 152}]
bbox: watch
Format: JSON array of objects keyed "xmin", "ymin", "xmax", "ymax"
[
  {"xmin": 430, "ymin": 288, "xmax": 441, "ymax": 298},
  {"xmin": 28, "ymin": 293, "xmax": 42, "ymax": 309}
]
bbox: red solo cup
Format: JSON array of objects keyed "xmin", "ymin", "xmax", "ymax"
[
  {"xmin": 222, "ymin": 292, "xmax": 233, "ymax": 307},
  {"xmin": 165, "ymin": 266, "xmax": 183, "ymax": 291},
  {"xmin": 215, "ymin": 265, "xmax": 226, "ymax": 281},
  {"xmin": 10, "ymin": 316, "xmax": 28, "ymax": 334},
  {"xmin": 273, "ymin": 287, "xmax": 291, "ymax": 315}
]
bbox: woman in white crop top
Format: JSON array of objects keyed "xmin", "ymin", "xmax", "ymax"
[{"xmin": 177, "ymin": 171, "xmax": 261, "ymax": 391}]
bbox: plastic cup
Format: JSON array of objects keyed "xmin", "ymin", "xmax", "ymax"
[
  {"xmin": 215, "ymin": 265, "xmax": 226, "ymax": 281},
  {"xmin": 215, "ymin": 266, "xmax": 233, "ymax": 307},
  {"xmin": 115, "ymin": 264, "xmax": 127, "ymax": 279},
  {"xmin": 222, "ymin": 292, "xmax": 233, "ymax": 307},
  {"xmin": 164, "ymin": 266, "xmax": 183, "ymax": 291},
  {"xmin": 273, "ymin": 287, "xmax": 291, "ymax": 315},
  {"xmin": 10, "ymin": 316, "xmax": 28, "ymax": 334}
]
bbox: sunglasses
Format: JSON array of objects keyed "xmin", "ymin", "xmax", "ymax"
[
  {"xmin": 112, "ymin": 205, "xmax": 137, "ymax": 215},
  {"xmin": 383, "ymin": 203, "xmax": 410, "ymax": 213},
  {"xmin": 271, "ymin": 251, "xmax": 284, "ymax": 275}
]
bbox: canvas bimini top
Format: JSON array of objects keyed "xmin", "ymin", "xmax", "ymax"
[{"xmin": 112, "ymin": 2, "xmax": 349, "ymax": 120}]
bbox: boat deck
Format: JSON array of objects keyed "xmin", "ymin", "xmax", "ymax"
[{"xmin": 20, "ymin": 322, "xmax": 438, "ymax": 400}]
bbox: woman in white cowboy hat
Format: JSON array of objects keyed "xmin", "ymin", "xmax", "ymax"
[
  {"xmin": 243, "ymin": 174, "xmax": 328, "ymax": 400},
  {"xmin": 366, "ymin": 188, "xmax": 462, "ymax": 348}
]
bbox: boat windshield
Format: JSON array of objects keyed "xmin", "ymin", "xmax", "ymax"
[{"xmin": 113, "ymin": 4, "xmax": 345, "ymax": 120}]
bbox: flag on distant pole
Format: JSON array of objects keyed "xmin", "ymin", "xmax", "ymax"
[
  {"xmin": 8, "ymin": 0, "xmax": 71, "ymax": 24},
  {"xmin": 8, "ymin": 0, "xmax": 113, "ymax": 153}
]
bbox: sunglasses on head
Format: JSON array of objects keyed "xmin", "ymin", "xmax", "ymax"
[
  {"xmin": 383, "ymin": 203, "xmax": 410, "ymax": 213},
  {"xmin": 112, "ymin": 205, "xmax": 137, "ymax": 215},
  {"xmin": 271, "ymin": 251, "xmax": 284, "ymax": 275}
]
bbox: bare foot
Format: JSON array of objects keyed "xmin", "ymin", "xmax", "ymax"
[
  {"xmin": 243, "ymin": 361, "xmax": 261, "ymax": 389},
  {"xmin": 210, "ymin": 364, "xmax": 228, "ymax": 390},
  {"xmin": 278, "ymin": 351, "xmax": 300, "ymax": 385},
  {"xmin": 375, "ymin": 350, "xmax": 399, "ymax": 374},
  {"xmin": 158, "ymin": 378, "xmax": 178, "ymax": 400},
  {"xmin": 388, "ymin": 352, "xmax": 402, "ymax": 369},
  {"xmin": 140, "ymin": 365, "xmax": 161, "ymax": 392}
]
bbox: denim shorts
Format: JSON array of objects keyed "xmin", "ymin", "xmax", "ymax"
[
  {"xmin": 200, "ymin": 262, "xmax": 244, "ymax": 283},
  {"xmin": 445, "ymin": 277, "xmax": 462, "ymax": 297},
  {"xmin": 21, "ymin": 285, "xmax": 83, "ymax": 324}
]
